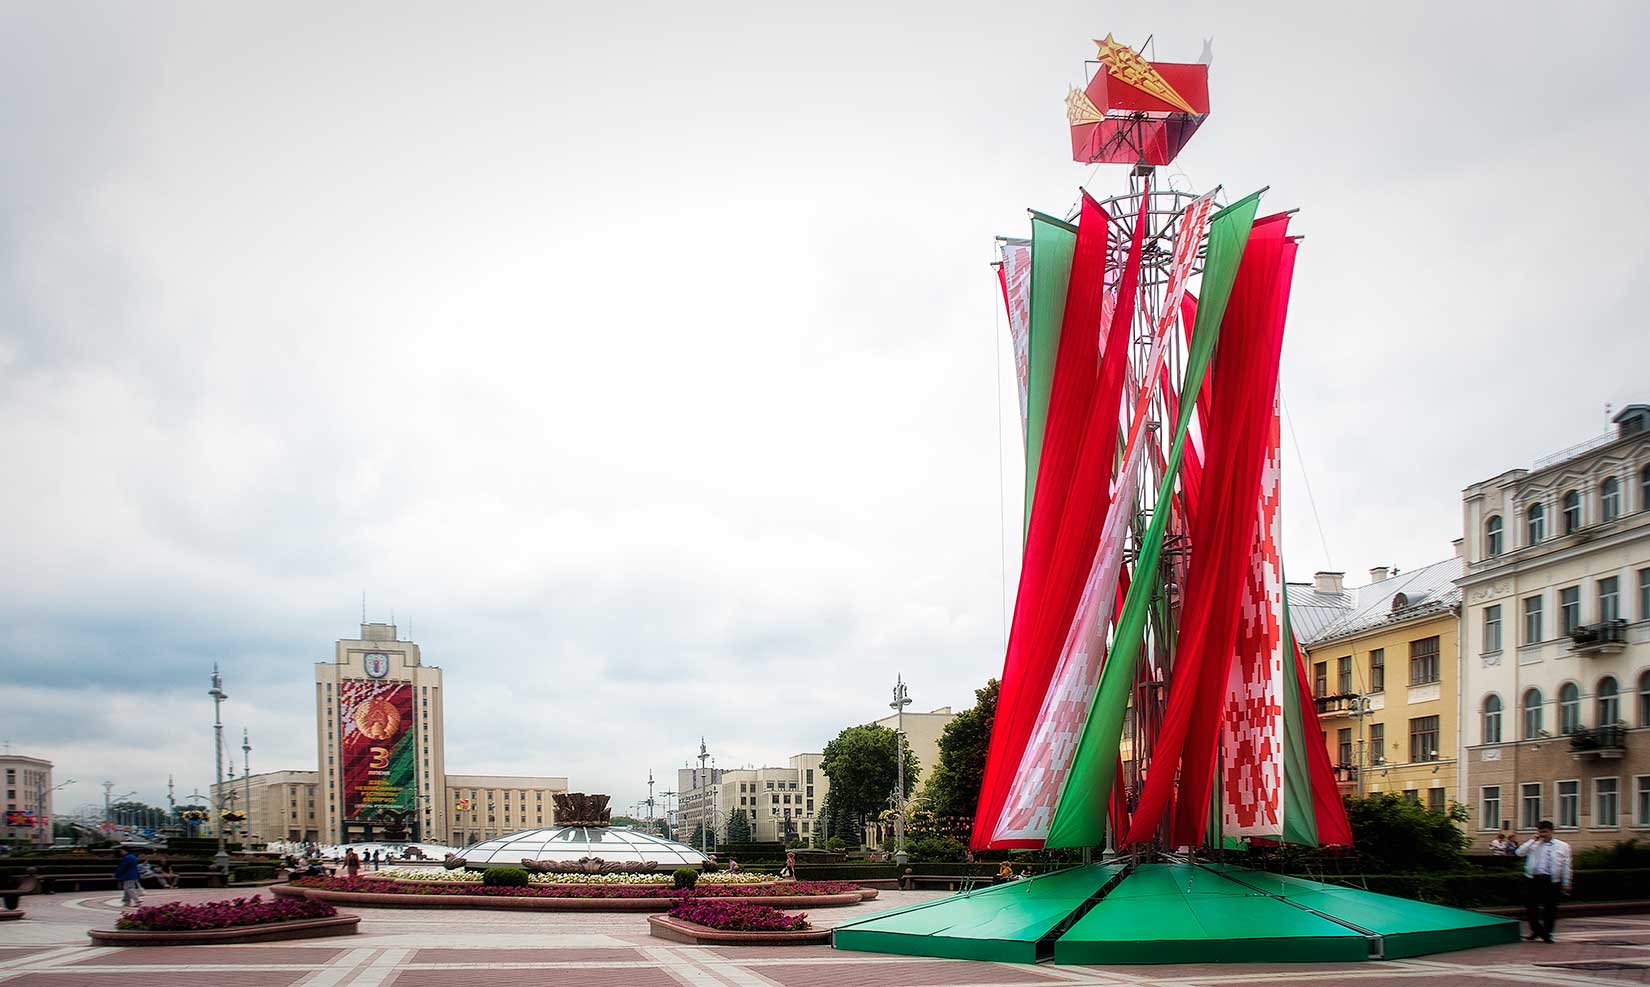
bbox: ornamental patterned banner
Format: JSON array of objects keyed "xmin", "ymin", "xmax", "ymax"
[
  {"xmin": 997, "ymin": 240, "xmax": 1033, "ymax": 444},
  {"xmin": 1221, "ymin": 393, "xmax": 1285, "ymax": 837},
  {"xmin": 340, "ymin": 679, "xmax": 417, "ymax": 819}
]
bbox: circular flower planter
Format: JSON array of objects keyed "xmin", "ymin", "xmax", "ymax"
[
  {"xmin": 274, "ymin": 882, "xmax": 874, "ymax": 912},
  {"xmin": 648, "ymin": 913, "xmax": 831, "ymax": 946},
  {"xmin": 88, "ymin": 914, "xmax": 360, "ymax": 946}
]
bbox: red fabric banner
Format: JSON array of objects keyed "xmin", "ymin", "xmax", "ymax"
[
  {"xmin": 1291, "ymin": 627, "xmax": 1355, "ymax": 845},
  {"xmin": 971, "ymin": 192, "xmax": 1120, "ymax": 848},
  {"xmin": 1123, "ymin": 212, "xmax": 1295, "ymax": 848}
]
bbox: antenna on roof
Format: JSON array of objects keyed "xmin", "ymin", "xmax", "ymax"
[{"xmin": 361, "ymin": 591, "xmax": 366, "ymax": 623}]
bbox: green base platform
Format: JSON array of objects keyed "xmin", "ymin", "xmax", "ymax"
[{"xmin": 832, "ymin": 861, "xmax": 1519, "ymax": 965}]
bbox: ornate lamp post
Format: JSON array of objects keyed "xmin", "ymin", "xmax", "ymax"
[
  {"xmin": 209, "ymin": 665, "xmax": 231, "ymax": 871},
  {"xmin": 890, "ymin": 675, "xmax": 912, "ymax": 866},
  {"xmin": 242, "ymin": 728, "xmax": 253, "ymax": 844}
]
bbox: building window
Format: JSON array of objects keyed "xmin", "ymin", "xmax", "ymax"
[
  {"xmin": 1557, "ymin": 780, "xmax": 1579, "ymax": 829},
  {"xmin": 1560, "ymin": 586, "xmax": 1581, "ymax": 635},
  {"xmin": 1599, "ymin": 576, "xmax": 1620, "ymax": 623},
  {"xmin": 1368, "ymin": 722, "xmax": 1385, "ymax": 764},
  {"xmin": 1368, "ymin": 649, "xmax": 1385, "ymax": 691},
  {"xmin": 1485, "ymin": 515, "xmax": 1503, "ymax": 557},
  {"xmin": 1337, "ymin": 657, "xmax": 1352, "ymax": 693},
  {"xmin": 1428, "ymin": 788, "xmax": 1446, "ymax": 812},
  {"xmin": 1635, "ymin": 776, "xmax": 1650, "ymax": 828},
  {"xmin": 1313, "ymin": 661, "xmax": 1327, "ymax": 697},
  {"xmin": 1597, "ymin": 676, "xmax": 1620, "ymax": 725},
  {"xmin": 1480, "ymin": 786, "xmax": 1501, "ymax": 831},
  {"xmin": 1602, "ymin": 477, "xmax": 1621, "ymax": 522},
  {"xmin": 1408, "ymin": 636, "xmax": 1440, "ymax": 686},
  {"xmin": 1642, "ymin": 465, "xmax": 1650, "ymax": 512},
  {"xmin": 1562, "ymin": 489, "xmax": 1581, "ymax": 533},
  {"xmin": 1404, "ymin": 789, "xmax": 1420, "ymax": 804},
  {"xmin": 1527, "ymin": 503, "xmax": 1545, "ymax": 544},
  {"xmin": 1523, "ymin": 595, "xmax": 1544, "ymax": 644},
  {"xmin": 1520, "ymin": 782, "xmax": 1542, "ymax": 830},
  {"xmin": 1482, "ymin": 694, "xmax": 1503, "ymax": 744},
  {"xmin": 1337, "ymin": 728, "xmax": 1353, "ymax": 766},
  {"xmin": 1559, "ymin": 682, "xmax": 1581, "ymax": 734},
  {"xmin": 1640, "ymin": 569, "xmax": 1650, "ymax": 621},
  {"xmin": 1640, "ymin": 670, "xmax": 1650, "ymax": 727},
  {"xmin": 1409, "ymin": 715, "xmax": 1440, "ymax": 762},
  {"xmin": 1595, "ymin": 778, "xmax": 1619, "ymax": 828},
  {"xmin": 1483, "ymin": 605, "xmax": 1502, "ymax": 653}
]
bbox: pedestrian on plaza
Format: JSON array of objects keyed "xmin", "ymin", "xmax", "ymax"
[
  {"xmin": 728, "ymin": 858, "xmax": 740, "ymax": 873},
  {"xmin": 114, "ymin": 848, "xmax": 144, "ymax": 907},
  {"xmin": 995, "ymin": 861, "xmax": 1014, "ymax": 885},
  {"xmin": 1489, "ymin": 833, "xmax": 1515, "ymax": 856},
  {"xmin": 1516, "ymin": 821, "xmax": 1572, "ymax": 943},
  {"xmin": 370, "ymin": 849, "xmax": 380, "ymax": 870},
  {"xmin": 344, "ymin": 848, "xmax": 361, "ymax": 880}
]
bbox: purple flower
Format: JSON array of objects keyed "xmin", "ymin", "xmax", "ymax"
[
  {"xmin": 114, "ymin": 895, "xmax": 337, "ymax": 931},
  {"xmin": 668, "ymin": 899, "xmax": 809, "ymax": 932}
]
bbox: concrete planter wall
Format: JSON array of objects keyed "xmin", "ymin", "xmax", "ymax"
[
  {"xmin": 275, "ymin": 883, "xmax": 873, "ymax": 911},
  {"xmin": 87, "ymin": 914, "xmax": 360, "ymax": 946},
  {"xmin": 648, "ymin": 914, "xmax": 831, "ymax": 946}
]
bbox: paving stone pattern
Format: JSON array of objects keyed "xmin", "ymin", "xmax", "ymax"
[{"xmin": 2, "ymin": 886, "xmax": 1648, "ymax": 986}]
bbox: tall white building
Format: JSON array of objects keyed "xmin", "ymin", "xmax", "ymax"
[
  {"xmin": 1457, "ymin": 405, "xmax": 1650, "ymax": 850},
  {"xmin": 1, "ymin": 754, "xmax": 54, "ymax": 846}
]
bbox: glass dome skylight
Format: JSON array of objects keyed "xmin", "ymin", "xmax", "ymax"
[{"xmin": 453, "ymin": 826, "xmax": 711, "ymax": 868}]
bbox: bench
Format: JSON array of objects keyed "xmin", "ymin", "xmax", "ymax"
[{"xmin": 1, "ymin": 871, "xmax": 39, "ymax": 911}]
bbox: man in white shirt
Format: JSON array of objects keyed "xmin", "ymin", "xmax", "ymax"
[{"xmin": 1515, "ymin": 820, "xmax": 1572, "ymax": 942}]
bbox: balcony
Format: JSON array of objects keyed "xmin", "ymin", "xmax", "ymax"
[
  {"xmin": 1569, "ymin": 620, "xmax": 1627, "ymax": 656},
  {"xmin": 1568, "ymin": 723, "xmax": 1628, "ymax": 759},
  {"xmin": 1314, "ymin": 692, "xmax": 1363, "ymax": 717}
]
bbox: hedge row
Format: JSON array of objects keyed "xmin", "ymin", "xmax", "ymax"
[{"xmin": 1351, "ymin": 867, "xmax": 1650, "ymax": 907}]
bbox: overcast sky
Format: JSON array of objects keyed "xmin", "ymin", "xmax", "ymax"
[{"xmin": 3, "ymin": 2, "xmax": 1647, "ymax": 823}]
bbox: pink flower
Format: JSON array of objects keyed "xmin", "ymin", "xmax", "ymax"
[{"xmin": 114, "ymin": 895, "xmax": 336, "ymax": 931}]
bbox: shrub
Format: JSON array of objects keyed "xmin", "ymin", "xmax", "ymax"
[
  {"xmin": 1575, "ymin": 838, "xmax": 1650, "ymax": 870},
  {"xmin": 672, "ymin": 867, "xmax": 699, "ymax": 890},
  {"xmin": 825, "ymin": 837, "xmax": 847, "ymax": 852},
  {"xmin": 1341, "ymin": 794, "xmax": 1468, "ymax": 874},
  {"xmin": 482, "ymin": 867, "xmax": 529, "ymax": 887},
  {"xmin": 232, "ymin": 865, "xmax": 277, "ymax": 882},
  {"xmin": 906, "ymin": 835, "xmax": 967, "ymax": 863},
  {"xmin": 669, "ymin": 899, "xmax": 808, "ymax": 932},
  {"xmin": 116, "ymin": 894, "xmax": 335, "ymax": 931}
]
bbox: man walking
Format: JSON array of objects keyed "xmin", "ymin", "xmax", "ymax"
[
  {"xmin": 114, "ymin": 848, "xmax": 144, "ymax": 908},
  {"xmin": 1516, "ymin": 820, "xmax": 1572, "ymax": 942}
]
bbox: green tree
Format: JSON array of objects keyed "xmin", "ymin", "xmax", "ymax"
[
  {"xmin": 921, "ymin": 678, "xmax": 998, "ymax": 822},
  {"xmin": 821, "ymin": 723, "xmax": 920, "ymax": 839},
  {"xmin": 1343, "ymin": 793, "xmax": 1469, "ymax": 874},
  {"xmin": 725, "ymin": 808, "xmax": 752, "ymax": 843}
]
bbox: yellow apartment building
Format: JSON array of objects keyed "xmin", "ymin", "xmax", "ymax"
[{"xmin": 1290, "ymin": 556, "xmax": 1463, "ymax": 811}]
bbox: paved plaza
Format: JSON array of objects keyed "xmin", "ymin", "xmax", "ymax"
[{"xmin": 2, "ymin": 887, "xmax": 1648, "ymax": 986}]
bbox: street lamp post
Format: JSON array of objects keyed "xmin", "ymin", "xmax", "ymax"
[
  {"xmin": 890, "ymin": 675, "xmax": 912, "ymax": 866},
  {"xmin": 209, "ymin": 665, "xmax": 231, "ymax": 871},
  {"xmin": 242, "ymin": 728, "xmax": 253, "ymax": 845},
  {"xmin": 35, "ymin": 779, "xmax": 73, "ymax": 847},
  {"xmin": 696, "ymin": 739, "xmax": 710, "ymax": 855}
]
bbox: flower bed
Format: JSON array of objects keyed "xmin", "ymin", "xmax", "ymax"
[
  {"xmin": 375, "ymin": 868, "xmax": 774, "ymax": 886},
  {"xmin": 669, "ymin": 899, "xmax": 808, "ymax": 932},
  {"xmin": 116, "ymin": 895, "xmax": 336, "ymax": 932},
  {"xmin": 649, "ymin": 900, "xmax": 830, "ymax": 946},
  {"xmin": 89, "ymin": 895, "xmax": 359, "ymax": 947},
  {"xmin": 290, "ymin": 876, "xmax": 860, "ymax": 900}
]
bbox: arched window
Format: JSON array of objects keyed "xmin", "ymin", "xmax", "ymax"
[
  {"xmin": 1558, "ymin": 682, "xmax": 1581, "ymax": 734},
  {"xmin": 1482, "ymin": 694, "xmax": 1503, "ymax": 744},
  {"xmin": 1485, "ymin": 515, "xmax": 1503, "ymax": 557},
  {"xmin": 1562, "ymin": 490, "xmax": 1581, "ymax": 533},
  {"xmin": 1601, "ymin": 477, "xmax": 1620, "ymax": 522},
  {"xmin": 1597, "ymin": 676, "xmax": 1620, "ymax": 725},
  {"xmin": 1527, "ymin": 503, "xmax": 1546, "ymax": 544},
  {"xmin": 1522, "ymin": 688, "xmax": 1544, "ymax": 739},
  {"xmin": 1639, "ymin": 670, "xmax": 1650, "ymax": 727}
]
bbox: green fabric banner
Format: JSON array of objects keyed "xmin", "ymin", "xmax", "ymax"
[
  {"xmin": 1044, "ymin": 191, "xmax": 1264, "ymax": 849},
  {"xmin": 1023, "ymin": 213, "xmax": 1077, "ymax": 538},
  {"xmin": 1279, "ymin": 593, "xmax": 1320, "ymax": 846}
]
